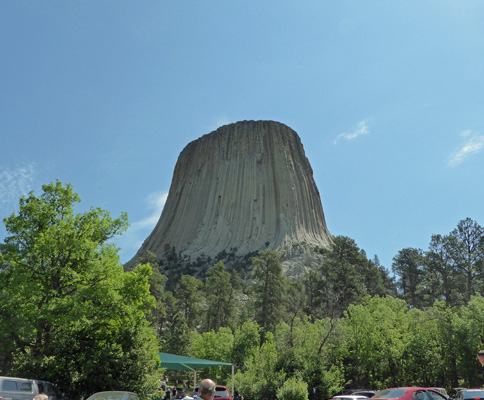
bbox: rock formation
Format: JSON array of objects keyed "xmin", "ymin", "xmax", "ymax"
[{"xmin": 126, "ymin": 120, "xmax": 332, "ymax": 274}]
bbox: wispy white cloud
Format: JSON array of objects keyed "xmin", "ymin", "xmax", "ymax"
[
  {"xmin": 447, "ymin": 130, "xmax": 484, "ymax": 167},
  {"xmin": 0, "ymin": 163, "xmax": 37, "ymax": 211},
  {"xmin": 333, "ymin": 119, "xmax": 370, "ymax": 144},
  {"xmin": 129, "ymin": 191, "xmax": 167, "ymax": 232},
  {"xmin": 114, "ymin": 191, "xmax": 168, "ymax": 263}
]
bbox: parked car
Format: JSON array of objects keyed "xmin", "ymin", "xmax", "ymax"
[
  {"xmin": 371, "ymin": 387, "xmax": 448, "ymax": 400},
  {"xmin": 0, "ymin": 376, "xmax": 66, "ymax": 400},
  {"xmin": 86, "ymin": 391, "xmax": 139, "ymax": 400},
  {"xmin": 214, "ymin": 386, "xmax": 231, "ymax": 400},
  {"xmin": 340, "ymin": 390, "xmax": 374, "ymax": 396},
  {"xmin": 332, "ymin": 395, "xmax": 369, "ymax": 400},
  {"xmin": 453, "ymin": 389, "xmax": 484, "ymax": 400},
  {"xmin": 352, "ymin": 392, "xmax": 377, "ymax": 398}
]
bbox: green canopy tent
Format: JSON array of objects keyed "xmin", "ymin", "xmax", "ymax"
[{"xmin": 158, "ymin": 353, "xmax": 234, "ymax": 395}]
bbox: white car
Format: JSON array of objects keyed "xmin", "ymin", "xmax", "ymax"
[{"xmin": 332, "ymin": 396, "xmax": 369, "ymax": 400}]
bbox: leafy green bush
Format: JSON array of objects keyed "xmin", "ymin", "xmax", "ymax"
[{"xmin": 276, "ymin": 377, "xmax": 309, "ymax": 400}]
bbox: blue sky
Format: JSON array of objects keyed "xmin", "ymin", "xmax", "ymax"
[{"xmin": 1, "ymin": 1, "xmax": 484, "ymax": 272}]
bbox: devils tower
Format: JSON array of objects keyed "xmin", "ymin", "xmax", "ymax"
[{"xmin": 126, "ymin": 120, "xmax": 332, "ymax": 274}]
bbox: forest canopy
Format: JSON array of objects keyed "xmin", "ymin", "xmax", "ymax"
[{"xmin": 1, "ymin": 181, "xmax": 484, "ymax": 400}]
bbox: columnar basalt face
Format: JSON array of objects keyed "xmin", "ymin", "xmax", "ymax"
[{"xmin": 126, "ymin": 120, "xmax": 332, "ymax": 268}]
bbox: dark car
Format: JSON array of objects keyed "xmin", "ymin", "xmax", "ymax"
[
  {"xmin": 86, "ymin": 391, "xmax": 139, "ymax": 400},
  {"xmin": 175, "ymin": 388, "xmax": 186, "ymax": 399},
  {"xmin": 454, "ymin": 389, "xmax": 484, "ymax": 400},
  {"xmin": 371, "ymin": 387, "xmax": 448, "ymax": 400}
]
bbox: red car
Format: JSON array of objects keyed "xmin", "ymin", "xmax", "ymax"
[{"xmin": 371, "ymin": 388, "xmax": 448, "ymax": 400}]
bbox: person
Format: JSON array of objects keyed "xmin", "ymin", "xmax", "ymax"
[
  {"xmin": 477, "ymin": 350, "xmax": 484, "ymax": 386},
  {"xmin": 233, "ymin": 390, "xmax": 243, "ymax": 400},
  {"xmin": 34, "ymin": 395, "xmax": 48, "ymax": 400},
  {"xmin": 194, "ymin": 379, "xmax": 216, "ymax": 400},
  {"xmin": 478, "ymin": 350, "xmax": 484, "ymax": 366}
]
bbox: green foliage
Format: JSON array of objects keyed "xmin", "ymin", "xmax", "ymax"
[
  {"xmin": 3, "ymin": 183, "xmax": 484, "ymax": 397},
  {"xmin": 276, "ymin": 377, "xmax": 309, "ymax": 400},
  {"xmin": 303, "ymin": 236, "xmax": 393, "ymax": 320},
  {"xmin": 250, "ymin": 250, "xmax": 287, "ymax": 335},
  {"xmin": 231, "ymin": 320, "xmax": 261, "ymax": 370},
  {"xmin": 392, "ymin": 248, "xmax": 428, "ymax": 308},
  {"xmin": 174, "ymin": 275, "xmax": 203, "ymax": 329},
  {"xmin": 189, "ymin": 327, "xmax": 234, "ymax": 382},
  {"xmin": 392, "ymin": 218, "xmax": 484, "ymax": 308},
  {"xmin": 204, "ymin": 261, "xmax": 241, "ymax": 331},
  {"xmin": 0, "ymin": 181, "xmax": 159, "ymax": 398},
  {"xmin": 234, "ymin": 332, "xmax": 286, "ymax": 400},
  {"xmin": 342, "ymin": 296, "xmax": 411, "ymax": 389}
]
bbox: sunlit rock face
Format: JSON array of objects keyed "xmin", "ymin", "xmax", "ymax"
[{"xmin": 126, "ymin": 120, "xmax": 332, "ymax": 272}]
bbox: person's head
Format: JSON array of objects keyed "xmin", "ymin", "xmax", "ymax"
[
  {"xmin": 478, "ymin": 350, "xmax": 484, "ymax": 365},
  {"xmin": 34, "ymin": 395, "xmax": 48, "ymax": 400},
  {"xmin": 199, "ymin": 379, "xmax": 216, "ymax": 400}
]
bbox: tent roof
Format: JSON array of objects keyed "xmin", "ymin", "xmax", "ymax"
[{"xmin": 158, "ymin": 352, "xmax": 232, "ymax": 371}]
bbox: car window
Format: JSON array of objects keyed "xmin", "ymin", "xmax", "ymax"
[
  {"xmin": 215, "ymin": 389, "xmax": 229, "ymax": 398},
  {"xmin": 2, "ymin": 380, "xmax": 33, "ymax": 392},
  {"xmin": 462, "ymin": 392, "xmax": 484, "ymax": 399},
  {"xmin": 415, "ymin": 391, "xmax": 429, "ymax": 400},
  {"xmin": 44, "ymin": 382, "xmax": 61, "ymax": 399},
  {"xmin": 427, "ymin": 391, "xmax": 447, "ymax": 400},
  {"xmin": 374, "ymin": 390, "xmax": 406, "ymax": 398}
]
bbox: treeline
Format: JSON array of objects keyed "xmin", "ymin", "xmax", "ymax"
[
  {"xmin": 392, "ymin": 218, "xmax": 484, "ymax": 308},
  {"xmin": 144, "ymin": 219, "xmax": 484, "ymax": 399},
  {"xmin": 1, "ymin": 182, "xmax": 484, "ymax": 400}
]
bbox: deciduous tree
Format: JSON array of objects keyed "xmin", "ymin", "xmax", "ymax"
[{"xmin": 0, "ymin": 181, "xmax": 159, "ymax": 398}]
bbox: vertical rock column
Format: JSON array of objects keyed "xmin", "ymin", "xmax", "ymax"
[{"xmin": 126, "ymin": 120, "xmax": 332, "ymax": 268}]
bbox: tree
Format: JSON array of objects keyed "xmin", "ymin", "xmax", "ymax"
[
  {"xmin": 0, "ymin": 181, "xmax": 160, "ymax": 398},
  {"xmin": 234, "ymin": 332, "xmax": 286, "ymax": 400},
  {"xmin": 392, "ymin": 248, "xmax": 428, "ymax": 308},
  {"xmin": 189, "ymin": 327, "xmax": 234, "ymax": 383},
  {"xmin": 231, "ymin": 320, "xmax": 261, "ymax": 370},
  {"xmin": 426, "ymin": 234, "xmax": 461, "ymax": 307},
  {"xmin": 173, "ymin": 274, "xmax": 203, "ymax": 329},
  {"xmin": 342, "ymin": 296, "xmax": 411, "ymax": 389},
  {"xmin": 203, "ymin": 261, "xmax": 241, "ymax": 332},
  {"xmin": 250, "ymin": 250, "xmax": 287, "ymax": 335},
  {"xmin": 304, "ymin": 236, "xmax": 385, "ymax": 319},
  {"xmin": 446, "ymin": 218, "xmax": 484, "ymax": 303},
  {"xmin": 138, "ymin": 251, "xmax": 174, "ymax": 339},
  {"xmin": 276, "ymin": 377, "xmax": 308, "ymax": 400}
]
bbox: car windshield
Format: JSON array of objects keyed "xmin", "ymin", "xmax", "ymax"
[
  {"xmin": 374, "ymin": 390, "xmax": 406, "ymax": 399},
  {"xmin": 89, "ymin": 392, "xmax": 130, "ymax": 400},
  {"xmin": 215, "ymin": 389, "xmax": 229, "ymax": 398}
]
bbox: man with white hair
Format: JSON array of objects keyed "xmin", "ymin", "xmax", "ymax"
[{"xmin": 197, "ymin": 379, "xmax": 216, "ymax": 400}]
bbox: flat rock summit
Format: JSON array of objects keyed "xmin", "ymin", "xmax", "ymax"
[{"xmin": 126, "ymin": 120, "xmax": 332, "ymax": 273}]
